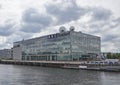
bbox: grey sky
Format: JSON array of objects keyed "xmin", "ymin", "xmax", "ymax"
[{"xmin": 0, "ymin": 0, "xmax": 120, "ymax": 52}]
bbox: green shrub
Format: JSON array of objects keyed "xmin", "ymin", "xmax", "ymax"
[{"xmin": 106, "ymin": 53, "xmax": 120, "ymax": 59}]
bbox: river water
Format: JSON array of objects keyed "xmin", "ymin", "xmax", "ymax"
[{"xmin": 0, "ymin": 64, "xmax": 120, "ymax": 85}]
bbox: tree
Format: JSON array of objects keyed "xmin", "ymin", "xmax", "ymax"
[
  {"xmin": 107, "ymin": 53, "xmax": 120, "ymax": 59},
  {"xmin": 106, "ymin": 52, "xmax": 112, "ymax": 59}
]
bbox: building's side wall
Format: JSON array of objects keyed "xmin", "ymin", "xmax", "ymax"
[
  {"xmin": 0, "ymin": 50, "xmax": 6, "ymax": 59},
  {"xmin": 71, "ymin": 32, "xmax": 101, "ymax": 60},
  {"xmin": 13, "ymin": 46, "xmax": 22, "ymax": 60}
]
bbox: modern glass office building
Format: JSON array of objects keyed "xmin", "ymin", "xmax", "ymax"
[{"xmin": 13, "ymin": 26, "xmax": 101, "ymax": 61}]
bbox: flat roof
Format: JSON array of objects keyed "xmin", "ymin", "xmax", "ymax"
[{"xmin": 14, "ymin": 30, "xmax": 100, "ymax": 43}]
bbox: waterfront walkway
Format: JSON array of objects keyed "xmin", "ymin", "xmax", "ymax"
[
  {"xmin": 1, "ymin": 60, "xmax": 120, "ymax": 66},
  {"xmin": 0, "ymin": 60, "xmax": 120, "ymax": 72},
  {"xmin": 1, "ymin": 60, "xmax": 85, "ymax": 64}
]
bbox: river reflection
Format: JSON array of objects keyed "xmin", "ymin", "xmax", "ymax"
[{"xmin": 0, "ymin": 64, "xmax": 120, "ymax": 85}]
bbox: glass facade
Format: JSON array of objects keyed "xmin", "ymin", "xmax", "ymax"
[
  {"xmin": 71, "ymin": 32, "xmax": 100, "ymax": 61},
  {"xmin": 13, "ymin": 30, "xmax": 101, "ymax": 61}
]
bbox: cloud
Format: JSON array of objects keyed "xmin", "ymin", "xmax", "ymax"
[
  {"xmin": 111, "ymin": 17, "xmax": 120, "ymax": 28},
  {"xmin": 90, "ymin": 7, "xmax": 112, "ymax": 21},
  {"xmin": 45, "ymin": 0, "xmax": 113, "ymax": 25},
  {"xmin": 46, "ymin": 1, "xmax": 87, "ymax": 25},
  {"xmin": 102, "ymin": 34, "xmax": 118, "ymax": 42},
  {"xmin": 21, "ymin": 8, "xmax": 53, "ymax": 33},
  {"xmin": 0, "ymin": 4, "xmax": 2, "ymax": 9},
  {"xmin": 0, "ymin": 22, "xmax": 14, "ymax": 36},
  {"xmin": 21, "ymin": 23, "xmax": 43, "ymax": 33},
  {"xmin": 113, "ymin": 17, "xmax": 120, "ymax": 22},
  {"xmin": 7, "ymin": 32, "xmax": 33, "ymax": 43}
]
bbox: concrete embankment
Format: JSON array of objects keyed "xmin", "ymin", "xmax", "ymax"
[
  {"xmin": 0, "ymin": 60, "xmax": 82, "ymax": 68},
  {"xmin": 0, "ymin": 60, "xmax": 120, "ymax": 72}
]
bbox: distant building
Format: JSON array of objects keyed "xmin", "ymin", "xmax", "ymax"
[
  {"xmin": 0, "ymin": 49, "xmax": 13, "ymax": 59},
  {"xmin": 13, "ymin": 26, "xmax": 101, "ymax": 61}
]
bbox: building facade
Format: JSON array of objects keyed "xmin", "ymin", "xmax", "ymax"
[
  {"xmin": 13, "ymin": 26, "xmax": 101, "ymax": 61},
  {"xmin": 0, "ymin": 49, "xmax": 13, "ymax": 59}
]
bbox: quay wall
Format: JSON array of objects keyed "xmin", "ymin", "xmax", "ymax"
[
  {"xmin": 0, "ymin": 60, "xmax": 67, "ymax": 68},
  {"xmin": 0, "ymin": 60, "xmax": 120, "ymax": 68},
  {"xmin": 0, "ymin": 60, "xmax": 87, "ymax": 68}
]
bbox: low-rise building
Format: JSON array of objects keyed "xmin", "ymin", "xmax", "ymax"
[
  {"xmin": 13, "ymin": 26, "xmax": 101, "ymax": 61},
  {"xmin": 0, "ymin": 49, "xmax": 13, "ymax": 59}
]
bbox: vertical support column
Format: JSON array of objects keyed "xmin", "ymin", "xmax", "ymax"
[
  {"xmin": 50, "ymin": 55, "xmax": 52, "ymax": 61},
  {"xmin": 70, "ymin": 31, "xmax": 73, "ymax": 61},
  {"xmin": 29, "ymin": 56, "xmax": 31, "ymax": 61}
]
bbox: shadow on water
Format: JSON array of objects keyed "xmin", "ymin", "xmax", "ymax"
[{"xmin": 0, "ymin": 64, "xmax": 120, "ymax": 85}]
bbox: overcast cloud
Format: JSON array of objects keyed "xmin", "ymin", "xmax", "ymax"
[{"xmin": 0, "ymin": 0, "xmax": 120, "ymax": 52}]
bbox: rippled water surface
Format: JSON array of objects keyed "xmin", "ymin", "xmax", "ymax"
[{"xmin": 0, "ymin": 64, "xmax": 120, "ymax": 85}]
